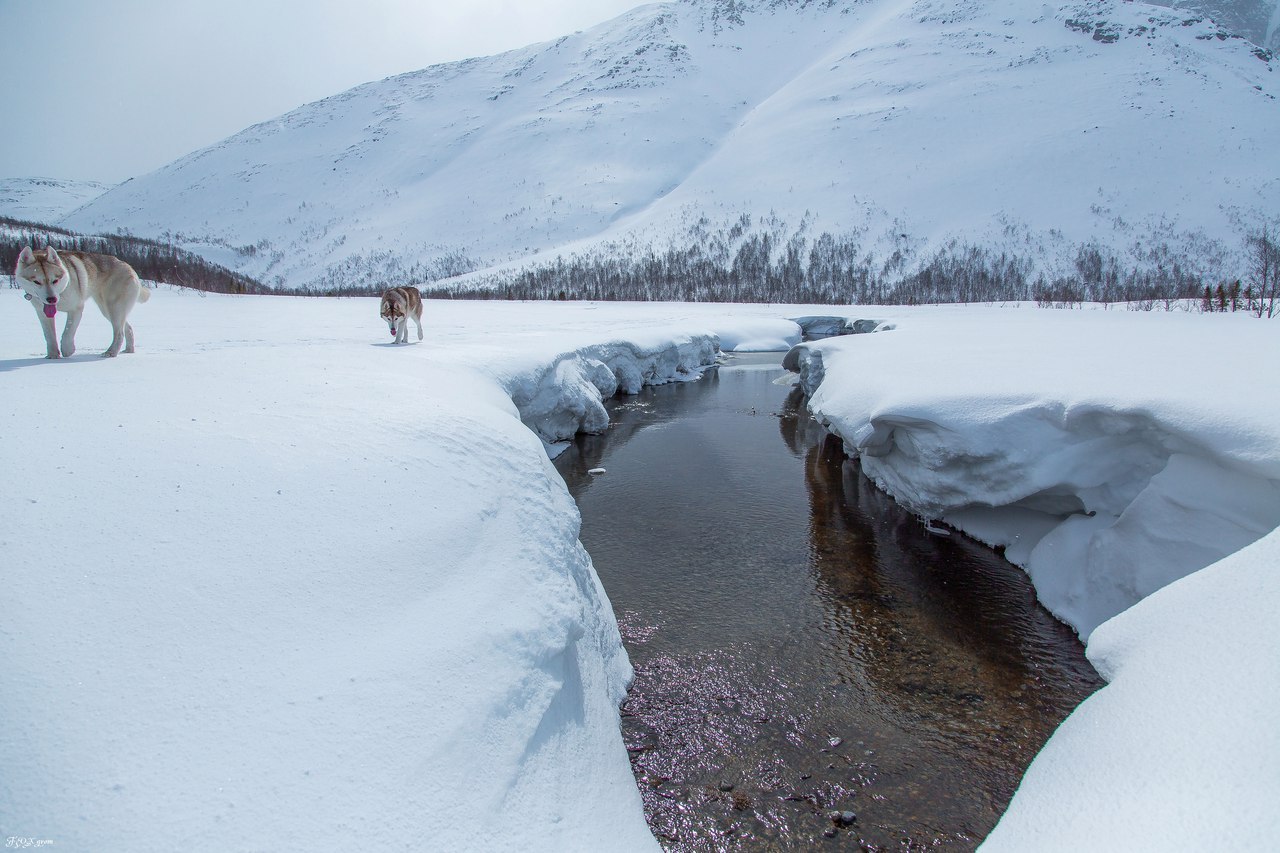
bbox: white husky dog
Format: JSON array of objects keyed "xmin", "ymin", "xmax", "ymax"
[
  {"xmin": 379, "ymin": 286, "xmax": 424, "ymax": 344},
  {"xmin": 14, "ymin": 246, "xmax": 151, "ymax": 358}
]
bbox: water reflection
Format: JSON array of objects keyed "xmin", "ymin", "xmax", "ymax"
[{"xmin": 555, "ymin": 354, "xmax": 1101, "ymax": 851}]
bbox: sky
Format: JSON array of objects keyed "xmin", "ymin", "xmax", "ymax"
[{"xmin": 0, "ymin": 0, "xmax": 647, "ymax": 185}]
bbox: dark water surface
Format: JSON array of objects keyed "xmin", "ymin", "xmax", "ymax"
[{"xmin": 554, "ymin": 353, "xmax": 1102, "ymax": 851}]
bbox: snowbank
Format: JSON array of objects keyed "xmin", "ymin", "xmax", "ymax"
[
  {"xmin": 983, "ymin": 526, "xmax": 1280, "ymax": 851},
  {"xmin": 713, "ymin": 317, "xmax": 801, "ymax": 353},
  {"xmin": 0, "ymin": 292, "xmax": 812, "ymax": 852},
  {"xmin": 501, "ymin": 335, "xmax": 720, "ymax": 444},
  {"xmin": 789, "ymin": 307, "xmax": 1280, "ymax": 640},
  {"xmin": 787, "ymin": 304, "xmax": 1280, "ymax": 848}
]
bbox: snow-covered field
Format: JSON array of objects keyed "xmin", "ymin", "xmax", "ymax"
[{"xmin": 2, "ymin": 289, "xmax": 1277, "ymax": 850}]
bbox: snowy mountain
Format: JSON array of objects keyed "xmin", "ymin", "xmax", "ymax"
[
  {"xmin": 1172, "ymin": 0, "xmax": 1280, "ymax": 49},
  {"xmin": 1, "ymin": 177, "xmax": 112, "ymax": 224},
  {"xmin": 62, "ymin": 0, "xmax": 1280, "ymax": 292}
]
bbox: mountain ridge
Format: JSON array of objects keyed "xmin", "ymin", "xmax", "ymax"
[
  {"xmin": 0, "ymin": 177, "xmax": 115, "ymax": 224},
  {"xmin": 58, "ymin": 0, "xmax": 1280, "ymax": 293}
]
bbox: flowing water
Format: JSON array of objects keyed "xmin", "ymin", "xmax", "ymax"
[{"xmin": 554, "ymin": 353, "xmax": 1103, "ymax": 851}]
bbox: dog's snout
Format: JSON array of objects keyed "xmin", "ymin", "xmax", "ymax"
[{"xmin": 45, "ymin": 296, "xmax": 58, "ymax": 304}]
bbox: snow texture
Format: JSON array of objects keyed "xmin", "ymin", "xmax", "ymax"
[
  {"xmin": 0, "ymin": 177, "xmax": 111, "ymax": 223},
  {"xmin": 0, "ymin": 293, "xmax": 713, "ymax": 852},
  {"xmin": 3, "ymin": 292, "xmax": 1277, "ymax": 851},
  {"xmin": 55, "ymin": 0, "xmax": 1280, "ymax": 290},
  {"xmin": 983, "ymin": 525, "xmax": 1280, "ymax": 851},
  {"xmin": 1167, "ymin": 0, "xmax": 1280, "ymax": 49},
  {"xmin": 785, "ymin": 304, "xmax": 1280, "ymax": 849},
  {"xmin": 789, "ymin": 306, "xmax": 1280, "ymax": 640}
]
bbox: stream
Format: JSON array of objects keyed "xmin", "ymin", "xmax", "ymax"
[{"xmin": 554, "ymin": 352, "xmax": 1103, "ymax": 851}]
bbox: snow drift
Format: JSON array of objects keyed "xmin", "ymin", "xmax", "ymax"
[
  {"xmin": 0, "ymin": 295, "xmax": 798, "ymax": 851},
  {"xmin": 0, "ymin": 294, "xmax": 689, "ymax": 852},
  {"xmin": 785, "ymin": 305, "xmax": 1280, "ymax": 848},
  {"xmin": 983, "ymin": 524, "xmax": 1280, "ymax": 851},
  {"xmin": 787, "ymin": 307, "xmax": 1280, "ymax": 640}
]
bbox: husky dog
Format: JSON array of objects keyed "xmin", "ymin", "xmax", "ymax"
[
  {"xmin": 14, "ymin": 246, "xmax": 151, "ymax": 358},
  {"xmin": 379, "ymin": 286, "xmax": 424, "ymax": 344}
]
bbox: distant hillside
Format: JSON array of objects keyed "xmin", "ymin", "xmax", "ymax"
[
  {"xmin": 0, "ymin": 178, "xmax": 112, "ymax": 223},
  {"xmin": 62, "ymin": 0, "xmax": 1280, "ymax": 301},
  {"xmin": 1171, "ymin": 0, "xmax": 1280, "ymax": 49},
  {"xmin": 1, "ymin": 217, "xmax": 267, "ymax": 295}
]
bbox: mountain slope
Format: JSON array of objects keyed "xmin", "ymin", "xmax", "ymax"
[
  {"xmin": 63, "ymin": 0, "xmax": 1280, "ymax": 292},
  {"xmin": 1171, "ymin": 0, "xmax": 1280, "ymax": 49},
  {"xmin": 1, "ymin": 177, "xmax": 112, "ymax": 223}
]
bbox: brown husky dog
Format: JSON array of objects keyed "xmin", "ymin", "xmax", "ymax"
[
  {"xmin": 379, "ymin": 286, "xmax": 424, "ymax": 344},
  {"xmin": 14, "ymin": 245, "xmax": 151, "ymax": 358}
]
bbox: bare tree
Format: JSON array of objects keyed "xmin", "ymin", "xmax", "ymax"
[{"xmin": 1245, "ymin": 224, "xmax": 1279, "ymax": 319}]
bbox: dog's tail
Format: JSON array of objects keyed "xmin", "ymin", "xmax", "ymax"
[{"xmin": 137, "ymin": 284, "xmax": 153, "ymax": 304}]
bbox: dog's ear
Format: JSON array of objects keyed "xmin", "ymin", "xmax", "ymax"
[
  {"xmin": 18, "ymin": 246, "xmax": 34, "ymax": 265},
  {"xmin": 45, "ymin": 245, "xmax": 60, "ymax": 263}
]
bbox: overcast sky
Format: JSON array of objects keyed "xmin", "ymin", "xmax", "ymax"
[{"xmin": 1, "ymin": 0, "xmax": 647, "ymax": 184}]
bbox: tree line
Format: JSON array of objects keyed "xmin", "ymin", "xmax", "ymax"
[
  {"xmin": 5, "ymin": 212, "xmax": 1276, "ymax": 314},
  {"xmin": 426, "ymin": 221, "xmax": 1279, "ymax": 315},
  {"xmin": 0, "ymin": 217, "xmax": 268, "ymax": 295}
]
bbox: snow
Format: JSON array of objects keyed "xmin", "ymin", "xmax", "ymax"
[
  {"xmin": 788, "ymin": 306, "xmax": 1280, "ymax": 640},
  {"xmin": 785, "ymin": 304, "xmax": 1280, "ymax": 849},
  {"xmin": 983, "ymin": 525, "xmax": 1280, "ymax": 851},
  {"xmin": 7, "ymin": 2, "xmax": 1276, "ymax": 848},
  {"xmin": 711, "ymin": 317, "xmax": 801, "ymax": 353},
  {"xmin": 0, "ymin": 177, "xmax": 112, "ymax": 223},
  {"xmin": 0, "ymin": 291, "xmax": 808, "ymax": 851},
  {"xmin": 3, "ymin": 291, "xmax": 1277, "ymax": 850},
  {"xmin": 57, "ymin": 0, "xmax": 1280, "ymax": 290}
]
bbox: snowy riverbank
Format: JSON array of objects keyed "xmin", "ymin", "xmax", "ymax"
[
  {"xmin": 2, "ymin": 291, "xmax": 1276, "ymax": 850},
  {"xmin": 786, "ymin": 306, "xmax": 1280, "ymax": 849},
  {"xmin": 0, "ymin": 292, "xmax": 796, "ymax": 852}
]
